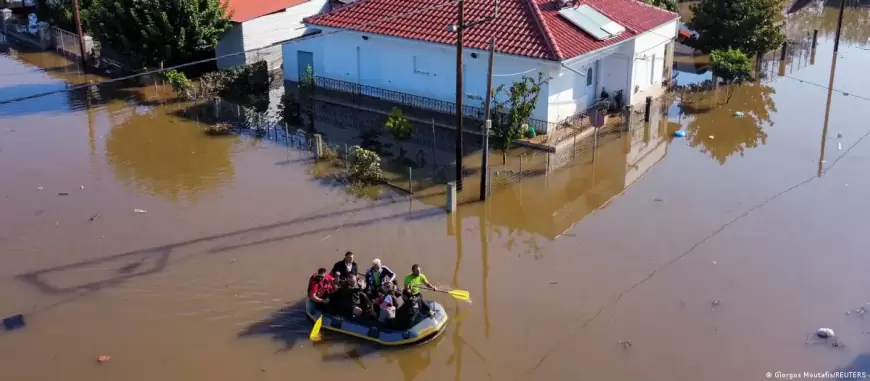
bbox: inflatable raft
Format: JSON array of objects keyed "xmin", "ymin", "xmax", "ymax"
[{"xmin": 305, "ymin": 299, "xmax": 448, "ymax": 346}]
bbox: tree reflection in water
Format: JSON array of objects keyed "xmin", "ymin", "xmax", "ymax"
[
  {"xmin": 105, "ymin": 105, "xmax": 238, "ymax": 201},
  {"xmin": 679, "ymin": 82, "xmax": 776, "ymax": 165}
]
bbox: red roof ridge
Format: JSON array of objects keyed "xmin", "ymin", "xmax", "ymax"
[
  {"xmin": 524, "ymin": 0, "xmax": 563, "ymax": 60},
  {"xmin": 306, "ymin": 0, "xmax": 371, "ymax": 25},
  {"xmin": 582, "ymin": 1, "xmax": 637, "ymax": 34}
]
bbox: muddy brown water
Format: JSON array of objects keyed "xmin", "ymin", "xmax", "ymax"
[{"xmin": 3, "ymin": 5, "xmax": 870, "ymax": 380}]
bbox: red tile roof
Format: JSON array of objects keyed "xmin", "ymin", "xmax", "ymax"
[
  {"xmin": 224, "ymin": 0, "xmax": 310, "ymax": 23},
  {"xmin": 305, "ymin": 0, "xmax": 678, "ymax": 61}
]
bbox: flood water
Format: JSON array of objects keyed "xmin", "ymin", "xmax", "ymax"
[{"xmin": 3, "ymin": 4, "xmax": 870, "ymax": 381}]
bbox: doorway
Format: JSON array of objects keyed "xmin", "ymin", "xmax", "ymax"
[{"xmin": 297, "ymin": 51, "xmax": 314, "ymax": 80}]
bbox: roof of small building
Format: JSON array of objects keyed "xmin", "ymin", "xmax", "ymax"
[
  {"xmin": 224, "ymin": 0, "xmax": 311, "ymax": 23},
  {"xmin": 304, "ymin": 0, "xmax": 678, "ymax": 61}
]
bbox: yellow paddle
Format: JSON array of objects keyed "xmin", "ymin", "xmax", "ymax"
[
  {"xmin": 309, "ymin": 315, "xmax": 323, "ymax": 342},
  {"xmin": 424, "ymin": 288, "xmax": 471, "ymax": 302}
]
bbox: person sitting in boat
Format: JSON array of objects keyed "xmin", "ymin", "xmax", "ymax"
[
  {"xmin": 333, "ymin": 274, "xmax": 374, "ymax": 320},
  {"xmin": 376, "ymin": 283, "xmax": 398, "ymax": 323},
  {"xmin": 307, "ymin": 268, "xmax": 334, "ymax": 307},
  {"xmin": 331, "ymin": 251, "xmax": 359, "ymax": 280},
  {"xmin": 365, "ymin": 258, "xmax": 396, "ymax": 296},
  {"xmin": 391, "ymin": 289, "xmax": 421, "ymax": 330},
  {"xmin": 403, "ymin": 264, "xmax": 436, "ymax": 317}
]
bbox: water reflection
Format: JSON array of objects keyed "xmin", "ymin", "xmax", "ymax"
[
  {"xmin": 105, "ymin": 105, "xmax": 238, "ymax": 201},
  {"xmin": 680, "ymin": 83, "xmax": 775, "ymax": 164},
  {"xmin": 476, "ymin": 121, "xmax": 672, "ymax": 242},
  {"xmin": 786, "ymin": 0, "xmax": 870, "ymax": 43}
]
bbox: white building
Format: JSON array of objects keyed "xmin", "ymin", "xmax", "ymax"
[
  {"xmin": 282, "ymin": 0, "xmax": 678, "ymax": 133},
  {"xmin": 216, "ymin": 0, "xmax": 330, "ymax": 71}
]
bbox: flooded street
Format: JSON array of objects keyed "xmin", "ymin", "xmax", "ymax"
[{"xmin": 3, "ymin": 3, "xmax": 870, "ymax": 381}]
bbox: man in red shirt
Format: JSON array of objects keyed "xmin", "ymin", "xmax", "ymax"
[{"xmin": 308, "ymin": 268, "xmax": 335, "ymax": 306}]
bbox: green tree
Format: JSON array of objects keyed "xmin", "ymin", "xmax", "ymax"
[
  {"xmin": 298, "ymin": 65, "xmax": 317, "ymax": 132},
  {"xmin": 162, "ymin": 70, "xmax": 194, "ymax": 100},
  {"xmin": 486, "ymin": 73, "xmax": 548, "ymax": 164},
  {"xmin": 688, "ymin": 0, "xmax": 784, "ymax": 56},
  {"xmin": 90, "ymin": 0, "xmax": 232, "ymax": 67},
  {"xmin": 646, "ymin": 0, "xmax": 677, "ymax": 12},
  {"xmin": 37, "ymin": 0, "xmax": 98, "ymax": 33},
  {"xmin": 710, "ymin": 48, "xmax": 753, "ymax": 103},
  {"xmin": 385, "ymin": 107, "xmax": 412, "ymax": 161}
]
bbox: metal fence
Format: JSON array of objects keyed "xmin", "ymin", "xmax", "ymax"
[
  {"xmin": 195, "ymin": 88, "xmax": 636, "ymax": 206},
  {"xmin": 312, "ymin": 76, "xmax": 555, "ymax": 133}
]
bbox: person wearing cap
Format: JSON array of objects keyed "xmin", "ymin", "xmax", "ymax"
[{"xmin": 364, "ymin": 258, "xmax": 395, "ymax": 295}]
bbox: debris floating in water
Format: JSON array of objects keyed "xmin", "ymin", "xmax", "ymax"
[
  {"xmin": 97, "ymin": 355, "xmax": 111, "ymax": 363},
  {"xmin": 673, "ymin": 130, "xmax": 686, "ymax": 137},
  {"xmin": 816, "ymin": 328, "xmax": 835, "ymax": 338},
  {"xmin": 2, "ymin": 314, "xmax": 25, "ymax": 331},
  {"xmin": 58, "ymin": 192, "xmax": 69, "ymax": 196},
  {"xmin": 36, "ymin": 186, "xmax": 43, "ymax": 190},
  {"xmin": 734, "ymin": 111, "xmax": 745, "ymax": 117},
  {"xmin": 133, "ymin": 209, "xmax": 147, "ymax": 213}
]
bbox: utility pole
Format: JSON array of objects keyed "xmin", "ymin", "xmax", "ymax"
[
  {"xmin": 450, "ymin": 0, "xmax": 498, "ymax": 192},
  {"xmin": 833, "ymin": 0, "xmax": 846, "ymax": 52},
  {"xmin": 479, "ymin": 37, "xmax": 496, "ymax": 201},
  {"xmin": 72, "ymin": 0, "xmax": 88, "ymax": 68},
  {"xmin": 454, "ymin": 0, "xmax": 465, "ymax": 190}
]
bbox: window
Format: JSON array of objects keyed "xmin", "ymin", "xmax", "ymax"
[{"xmin": 586, "ymin": 67, "xmax": 593, "ymax": 86}]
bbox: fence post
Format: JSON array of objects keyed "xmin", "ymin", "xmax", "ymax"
[
  {"xmin": 344, "ymin": 144, "xmax": 349, "ymax": 168},
  {"xmin": 408, "ymin": 167, "xmax": 413, "ymax": 194},
  {"xmin": 623, "ymin": 105, "xmax": 632, "ymax": 131},
  {"xmin": 644, "ymin": 96, "xmax": 652, "ymax": 122},
  {"xmin": 214, "ymin": 96, "xmax": 221, "ymax": 120},
  {"xmin": 313, "ymin": 134, "xmax": 323, "ymax": 159},
  {"xmin": 446, "ymin": 182, "xmax": 457, "ymax": 213},
  {"xmin": 519, "ymin": 154, "xmax": 524, "ymax": 181},
  {"xmin": 487, "ymin": 167, "xmax": 492, "ymax": 198},
  {"xmin": 431, "ymin": 119, "xmax": 437, "ymax": 170},
  {"xmin": 572, "ymin": 134, "xmax": 577, "ymax": 160},
  {"xmin": 546, "ymin": 152, "xmax": 551, "ymax": 175}
]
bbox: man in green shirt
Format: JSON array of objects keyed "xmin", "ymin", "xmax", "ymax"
[
  {"xmin": 403, "ymin": 264, "xmax": 436, "ymax": 317},
  {"xmin": 403, "ymin": 264, "xmax": 437, "ymax": 296}
]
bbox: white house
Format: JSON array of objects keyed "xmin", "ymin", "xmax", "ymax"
[
  {"xmin": 282, "ymin": 0, "xmax": 678, "ymax": 133},
  {"xmin": 216, "ymin": 0, "xmax": 330, "ymax": 71}
]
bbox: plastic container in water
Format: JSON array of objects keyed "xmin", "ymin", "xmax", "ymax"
[{"xmin": 673, "ymin": 130, "xmax": 687, "ymax": 138}]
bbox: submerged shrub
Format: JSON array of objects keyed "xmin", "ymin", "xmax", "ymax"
[{"xmin": 348, "ymin": 146, "xmax": 381, "ymax": 183}]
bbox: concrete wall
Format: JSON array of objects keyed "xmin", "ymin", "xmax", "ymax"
[
  {"xmin": 628, "ymin": 19, "xmax": 678, "ymax": 104},
  {"xmin": 217, "ymin": 0, "xmax": 329, "ymax": 70},
  {"xmin": 282, "ymin": 27, "xmax": 557, "ymax": 124},
  {"xmin": 216, "ymin": 23, "xmax": 246, "ymax": 69}
]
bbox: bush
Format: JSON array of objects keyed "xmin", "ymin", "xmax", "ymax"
[
  {"xmin": 319, "ymin": 144, "xmax": 339, "ymax": 163},
  {"xmin": 162, "ymin": 70, "xmax": 193, "ymax": 100},
  {"xmin": 348, "ymin": 146, "xmax": 382, "ymax": 183},
  {"xmin": 201, "ymin": 61, "xmax": 272, "ymax": 111},
  {"xmin": 204, "ymin": 123, "xmax": 233, "ymax": 136}
]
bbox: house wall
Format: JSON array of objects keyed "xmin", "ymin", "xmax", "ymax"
[
  {"xmin": 215, "ymin": 23, "xmax": 246, "ymax": 69},
  {"xmin": 217, "ymin": 0, "xmax": 329, "ymax": 70},
  {"xmin": 282, "ymin": 27, "xmax": 558, "ymax": 124},
  {"xmin": 628, "ymin": 19, "xmax": 678, "ymax": 104},
  {"xmin": 547, "ymin": 41, "xmax": 635, "ymax": 121}
]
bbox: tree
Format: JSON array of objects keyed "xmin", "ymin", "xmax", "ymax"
[
  {"xmin": 37, "ymin": 0, "xmax": 98, "ymax": 33},
  {"xmin": 485, "ymin": 73, "xmax": 548, "ymax": 164},
  {"xmin": 162, "ymin": 70, "xmax": 194, "ymax": 100},
  {"xmin": 298, "ymin": 65, "xmax": 317, "ymax": 132},
  {"xmin": 645, "ymin": 0, "xmax": 677, "ymax": 12},
  {"xmin": 710, "ymin": 48, "xmax": 753, "ymax": 103},
  {"xmin": 688, "ymin": 0, "xmax": 784, "ymax": 56},
  {"xmin": 384, "ymin": 107, "xmax": 412, "ymax": 161},
  {"xmin": 90, "ymin": 0, "xmax": 233, "ymax": 67}
]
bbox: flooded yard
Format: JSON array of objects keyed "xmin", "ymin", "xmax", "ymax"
[{"xmin": 2, "ymin": 3, "xmax": 870, "ymax": 381}]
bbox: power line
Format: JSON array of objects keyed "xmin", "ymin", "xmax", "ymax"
[
  {"xmin": 0, "ymin": 0, "xmax": 460, "ymax": 106},
  {"xmin": 781, "ymin": 74, "xmax": 870, "ymax": 102}
]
